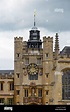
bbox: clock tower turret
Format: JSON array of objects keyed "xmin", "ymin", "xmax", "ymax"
[{"xmin": 27, "ymin": 11, "xmax": 42, "ymax": 49}]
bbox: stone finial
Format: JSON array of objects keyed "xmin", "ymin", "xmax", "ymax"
[
  {"xmin": 55, "ymin": 33, "xmax": 59, "ymax": 51},
  {"xmin": 54, "ymin": 33, "xmax": 60, "ymax": 59}
]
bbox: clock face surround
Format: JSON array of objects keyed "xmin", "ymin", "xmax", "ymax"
[{"xmin": 27, "ymin": 63, "xmax": 39, "ymax": 75}]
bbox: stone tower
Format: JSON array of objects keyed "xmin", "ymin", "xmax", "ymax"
[
  {"xmin": 14, "ymin": 12, "xmax": 43, "ymax": 105},
  {"xmin": 43, "ymin": 36, "xmax": 54, "ymax": 104},
  {"xmin": 14, "ymin": 37, "xmax": 23, "ymax": 104}
]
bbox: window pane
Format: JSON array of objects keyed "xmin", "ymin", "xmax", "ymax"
[
  {"xmin": 0, "ymin": 83, "xmax": 3, "ymax": 91},
  {"xmin": 38, "ymin": 89, "xmax": 42, "ymax": 97},
  {"xmin": 46, "ymin": 53, "xmax": 48, "ymax": 59},
  {"xmin": 17, "ymin": 90, "xmax": 20, "ymax": 95},
  {"xmin": 0, "ymin": 98, "xmax": 5, "ymax": 105},
  {"xmin": 7, "ymin": 98, "xmax": 14, "ymax": 105},
  {"xmin": 37, "ymin": 58, "xmax": 41, "ymax": 64},
  {"xmin": 17, "ymin": 73, "xmax": 20, "ymax": 78},
  {"xmin": 1, "ymin": 83, "xmax": 3, "ymax": 90},
  {"xmin": 25, "ymin": 58, "xmax": 29, "ymax": 64},
  {"xmin": 46, "ymin": 90, "xmax": 49, "ymax": 95},
  {"xmin": 10, "ymin": 83, "xmax": 14, "ymax": 90},
  {"xmin": 24, "ymin": 89, "xmax": 28, "ymax": 97}
]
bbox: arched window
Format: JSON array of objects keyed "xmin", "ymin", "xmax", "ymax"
[{"xmin": 62, "ymin": 69, "xmax": 70, "ymax": 100}]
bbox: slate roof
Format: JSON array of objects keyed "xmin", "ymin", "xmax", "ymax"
[{"xmin": 60, "ymin": 46, "xmax": 70, "ymax": 55}]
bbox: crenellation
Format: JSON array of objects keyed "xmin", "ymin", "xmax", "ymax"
[
  {"xmin": 60, "ymin": 54, "xmax": 70, "ymax": 58},
  {"xmin": 48, "ymin": 36, "xmax": 53, "ymax": 42},
  {"xmin": 0, "ymin": 73, "xmax": 14, "ymax": 79},
  {"xmin": 14, "ymin": 37, "xmax": 23, "ymax": 41},
  {"xmin": 43, "ymin": 36, "xmax": 53, "ymax": 43},
  {"xmin": 43, "ymin": 36, "xmax": 47, "ymax": 42}
]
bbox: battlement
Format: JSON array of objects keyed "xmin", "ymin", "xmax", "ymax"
[
  {"xmin": 23, "ymin": 41, "xmax": 27, "ymax": 45},
  {"xmin": 14, "ymin": 37, "xmax": 23, "ymax": 41},
  {"xmin": 59, "ymin": 54, "xmax": 70, "ymax": 58},
  {"xmin": 43, "ymin": 36, "xmax": 46, "ymax": 41},
  {"xmin": 0, "ymin": 73, "xmax": 14, "ymax": 79},
  {"xmin": 48, "ymin": 36, "xmax": 53, "ymax": 42},
  {"xmin": 43, "ymin": 36, "xmax": 53, "ymax": 42}
]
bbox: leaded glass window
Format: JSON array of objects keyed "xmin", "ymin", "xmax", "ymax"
[{"xmin": 62, "ymin": 70, "xmax": 70, "ymax": 100}]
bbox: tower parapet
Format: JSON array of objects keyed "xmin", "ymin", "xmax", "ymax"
[
  {"xmin": 14, "ymin": 37, "xmax": 23, "ymax": 41},
  {"xmin": 43, "ymin": 36, "xmax": 53, "ymax": 42}
]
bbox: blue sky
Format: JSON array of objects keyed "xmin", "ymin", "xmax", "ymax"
[{"xmin": 0, "ymin": 0, "xmax": 70, "ymax": 69}]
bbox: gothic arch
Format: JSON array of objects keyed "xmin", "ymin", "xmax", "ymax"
[{"xmin": 61, "ymin": 67, "xmax": 70, "ymax": 72}]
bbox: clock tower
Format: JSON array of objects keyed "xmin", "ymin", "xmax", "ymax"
[
  {"xmin": 14, "ymin": 12, "xmax": 53, "ymax": 105},
  {"xmin": 14, "ymin": 12, "xmax": 43, "ymax": 105}
]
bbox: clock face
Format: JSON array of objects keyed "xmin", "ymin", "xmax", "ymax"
[{"xmin": 27, "ymin": 63, "xmax": 39, "ymax": 75}]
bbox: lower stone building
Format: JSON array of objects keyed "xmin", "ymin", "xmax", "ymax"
[
  {"xmin": 0, "ymin": 70, "xmax": 14, "ymax": 105},
  {"xmin": 0, "ymin": 17, "xmax": 70, "ymax": 105}
]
